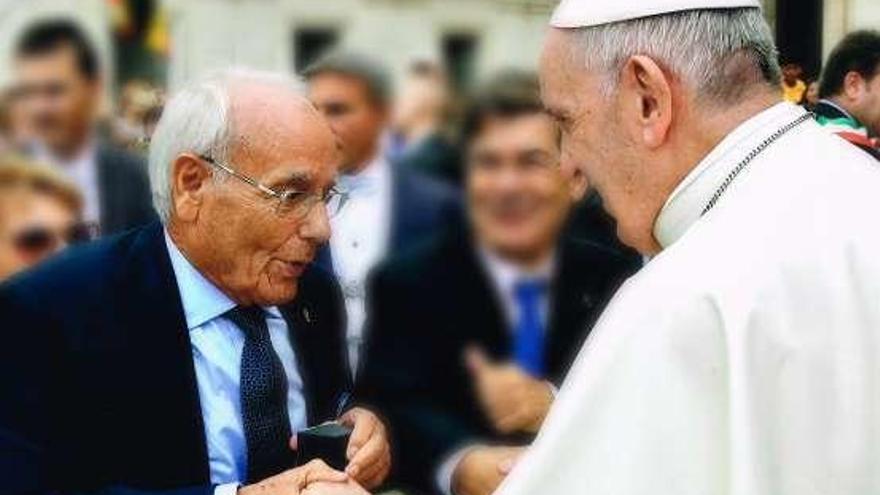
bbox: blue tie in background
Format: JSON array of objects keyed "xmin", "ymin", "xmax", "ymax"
[{"xmin": 513, "ymin": 278, "xmax": 548, "ymax": 377}]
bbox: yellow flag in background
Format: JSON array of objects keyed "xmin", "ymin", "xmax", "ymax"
[{"xmin": 146, "ymin": 5, "xmax": 170, "ymax": 56}]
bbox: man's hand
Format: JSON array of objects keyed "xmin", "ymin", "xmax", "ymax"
[
  {"xmin": 339, "ymin": 407, "xmax": 391, "ymax": 489},
  {"xmin": 238, "ymin": 459, "xmax": 348, "ymax": 495},
  {"xmin": 465, "ymin": 347, "xmax": 554, "ymax": 434},
  {"xmin": 301, "ymin": 479, "xmax": 371, "ymax": 495},
  {"xmin": 451, "ymin": 446, "xmax": 524, "ymax": 495}
]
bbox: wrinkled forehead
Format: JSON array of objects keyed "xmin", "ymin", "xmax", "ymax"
[
  {"xmin": 228, "ymin": 84, "xmax": 339, "ymax": 185},
  {"xmin": 539, "ymin": 30, "xmax": 583, "ymax": 111}
]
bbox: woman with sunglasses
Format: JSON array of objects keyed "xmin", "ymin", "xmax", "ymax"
[{"xmin": 0, "ymin": 156, "xmax": 85, "ymax": 282}]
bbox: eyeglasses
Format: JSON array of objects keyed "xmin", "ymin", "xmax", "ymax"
[
  {"xmin": 12, "ymin": 223, "xmax": 91, "ymax": 258},
  {"xmin": 198, "ymin": 155, "xmax": 345, "ymax": 219}
]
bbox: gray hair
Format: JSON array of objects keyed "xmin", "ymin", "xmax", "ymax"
[
  {"xmin": 567, "ymin": 7, "xmax": 781, "ymax": 106},
  {"xmin": 148, "ymin": 68, "xmax": 305, "ymax": 223},
  {"xmin": 302, "ymin": 50, "xmax": 392, "ymax": 105}
]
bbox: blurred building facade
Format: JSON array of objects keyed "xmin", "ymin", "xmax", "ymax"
[{"xmin": 0, "ymin": 0, "xmax": 878, "ymax": 95}]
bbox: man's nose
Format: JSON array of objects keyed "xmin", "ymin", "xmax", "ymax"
[{"xmin": 300, "ymin": 202, "xmax": 332, "ymax": 245}]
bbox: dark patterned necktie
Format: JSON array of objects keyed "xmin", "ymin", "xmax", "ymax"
[{"xmin": 225, "ymin": 306, "xmax": 293, "ymax": 483}]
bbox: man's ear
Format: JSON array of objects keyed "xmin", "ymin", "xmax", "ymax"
[
  {"xmin": 567, "ymin": 163, "xmax": 589, "ymax": 202},
  {"xmin": 619, "ymin": 55, "xmax": 673, "ymax": 149},
  {"xmin": 842, "ymin": 71, "xmax": 865, "ymax": 101},
  {"xmin": 171, "ymin": 153, "xmax": 212, "ymax": 223}
]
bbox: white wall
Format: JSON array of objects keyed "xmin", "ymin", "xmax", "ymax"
[
  {"xmin": 824, "ymin": 0, "xmax": 880, "ymax": 59},
  {"xmin": 164, "ymin": 0, "xmax": 552, "ymax": 91},
  {"xmin": 3, "ymin": 0, "xmax": 875, "ymax": 95}
]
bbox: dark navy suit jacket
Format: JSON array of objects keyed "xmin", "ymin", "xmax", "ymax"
[{"xmin": 0, "ymin": 223, "xmax": 350, "ymax": 495}]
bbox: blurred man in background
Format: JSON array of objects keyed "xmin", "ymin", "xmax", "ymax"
[
  {"xmin": 358, "ymin": 71, "xmax": 639, "ymax": 495},
  {"xmin": 391, "ymin": 60, "xmax": 463, "ymax": 186},
  {"xmin": 0, "ymin": 70, "xmax": 387, "ymax": 495},
  {"xmin": 815, "ymin": 30, "xmax": 880, "ymax": 160},
  {"xmin": 13, "ymin": 19, "xmax": 155, "ymax": 237},
  {"xmin": 0, "ymin": 156, "xmax": 85, "ymax": 282},
  {"xmin": 304, "ymin": 51, "xmax": 461, "ymax": 375},
  {"xmin": 803, "ymin": 80, "xmax": 820, "ymax": 110}
]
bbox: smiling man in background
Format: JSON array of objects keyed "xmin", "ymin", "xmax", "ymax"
[{"xmin": 358, "ymin": 71, "xmax": 638, "ymax": 495}]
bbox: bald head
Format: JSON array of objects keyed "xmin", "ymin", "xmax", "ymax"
[
  {"xmin": 225, "ymin": 77, "xmax": 339, "ymax": 196},
  {"xmin": 150, "ymin": 69, "xmax": 340, "ymax": 306}
]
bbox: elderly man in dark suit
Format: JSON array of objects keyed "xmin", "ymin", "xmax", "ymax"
[
  {"xmin": 13, "ymin": 19, "xmax": 155, "ymax": 237},
  {"xmin": 357, "ymin": 71, "xmax": 641, "ymax": 495},
  {"xmin": 0, "ymin": 71, "xmax": 385, "ymax": 495}
]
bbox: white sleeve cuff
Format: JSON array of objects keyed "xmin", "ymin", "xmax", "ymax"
[
  {"xmin": 436, "ymin": 445, "xmax": 479, "ymax": 495},
  {"xmin": 214, "ymin": 482, "xmax": 240, "ymax": 495}
]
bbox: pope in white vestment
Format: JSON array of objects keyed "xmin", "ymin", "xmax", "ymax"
[
  {"xmin": 495, "ymin": 3, "xmax": 880, "ymax": 494},
  {"xmin": 499, "ymin": 101, "xmax": 880, "ymax": 495}
]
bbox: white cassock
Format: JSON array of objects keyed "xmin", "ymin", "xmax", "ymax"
[{"xmin": 497, "ymin": 102, "xmax": 880, "ymax": 495}]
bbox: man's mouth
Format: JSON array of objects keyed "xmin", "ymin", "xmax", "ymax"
[{"xmin": 275, "ymin": 260, "xmax": 307, "ymax": 278}]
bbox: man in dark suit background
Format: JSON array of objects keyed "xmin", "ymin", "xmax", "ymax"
[
  {"xmin": 13, "ymin": 19, "xmax": 155, "ymax": 237},
  {"xmin": 357, "ymin": 71, "xmax": 641, "ymax": 495},
  {"xmin": 0, "ymin": 71, "xmax": 385, "ymax": 495},
  {"xmin": 390, "ymin": 60, "xmax": 463, "ymax": 186},
  {"xmin": 304, "ymin": 52, "xmax": 462, "ymax": 376}
]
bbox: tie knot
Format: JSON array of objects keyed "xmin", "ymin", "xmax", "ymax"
[
  {"xmin": 225, "ymin": 306, "xmax": 268, "ymax": 341},
  {"xmin": 513, "ymin": 278, "xmax": 548, "ymax": 303}
]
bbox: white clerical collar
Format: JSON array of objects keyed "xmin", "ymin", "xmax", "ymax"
[{"xmin": 654, "ymin": 102, "xmax": 807, "ymax": 249}]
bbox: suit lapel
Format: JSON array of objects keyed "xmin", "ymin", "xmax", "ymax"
[
  {"xmin": 95, "ymin": 146, "xmax": 116, "ymax": 233},
  {"xmin": 278, "ymin": 273, "xmax": 351, "ymax": 426},
  {"xmin": 279, "ymin": 300, "xmax": 318, "ymax": 424},
  {"xmin": 447, "ymin": 233, "xmax": 509, "ymax": 358},
  {"xmin": 544, "ymin": 240, "xmax": 602, "ymax": 383},
  {"xmin": 123, "ymin": 223, "xmax": 211, "ymax": 483}
]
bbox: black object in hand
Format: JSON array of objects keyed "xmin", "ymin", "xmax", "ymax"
[{"xmin": 295, "ymin": 422, "xmax": 353, "ymax": 471}]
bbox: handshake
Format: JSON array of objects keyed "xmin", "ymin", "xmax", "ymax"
[
  {"xmin": 239, "ymin": 460, "xmax": 368, "ymax": 495},
  {"xmin": 239, "ymin": 407, "xmax": 390, "ymax": 495}
]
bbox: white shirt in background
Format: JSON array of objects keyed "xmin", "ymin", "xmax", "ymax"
[
  {"xmin": 33, "ymin": 140, "xmax": 101, "ymax": 229},
  {"xmin": 330, "ymin": 156, "xmax": 393, "ymax": 375}
]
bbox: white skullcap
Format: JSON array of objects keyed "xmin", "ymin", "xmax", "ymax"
[{"xmin": 550, "ymin": 0, "xmax": 762, "ymax": 28}]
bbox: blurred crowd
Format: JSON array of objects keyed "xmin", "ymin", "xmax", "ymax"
[{"xmin": 0, "ymin": 15, "xmax": 879, "ymax": 495}]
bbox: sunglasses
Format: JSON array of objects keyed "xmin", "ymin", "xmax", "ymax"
[{"xmin": 12, "ymin": 223, "xmax": 91, "ymax": 257}]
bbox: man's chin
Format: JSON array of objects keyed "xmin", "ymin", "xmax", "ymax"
[{"xmin": 254, "ymin": 280, "xmax": 299, "ymax": 307}]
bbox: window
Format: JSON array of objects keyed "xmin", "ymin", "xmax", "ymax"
[
  {"xmin": 293, "ymin": 27, "xmax": 339, "ymax": 72},
  {"xmin": 443, "ymin": 33, "xmax": 479, "ymax": 91}
]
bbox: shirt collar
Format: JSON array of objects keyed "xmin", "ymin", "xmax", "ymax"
[
  {"xmin": 164, "ymin": 232, "xmax": 284, "ymax": 328},
  {"xmin": 818, "ymin": 98, "xmax": 857, "ymax": 122},
  {"xmin": 164, "ymin": 230, "xmax": 238, "ymax": 330},
  {"xmin": 478, "ymin": 246, "xmax": 555, "ymax": 296},
  {"xmin": 653, "ymin": 102, "xmax": 807, "ymax": 249}
]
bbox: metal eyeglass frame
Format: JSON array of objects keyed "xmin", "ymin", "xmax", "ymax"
[{"xmin": 197, "ymin": 154, "xmax": 343, "ymax": 218}]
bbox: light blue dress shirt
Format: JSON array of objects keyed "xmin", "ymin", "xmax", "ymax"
[{"xmin": 164, "ymin": 233, "xmax": 308, "ymax": 486}]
